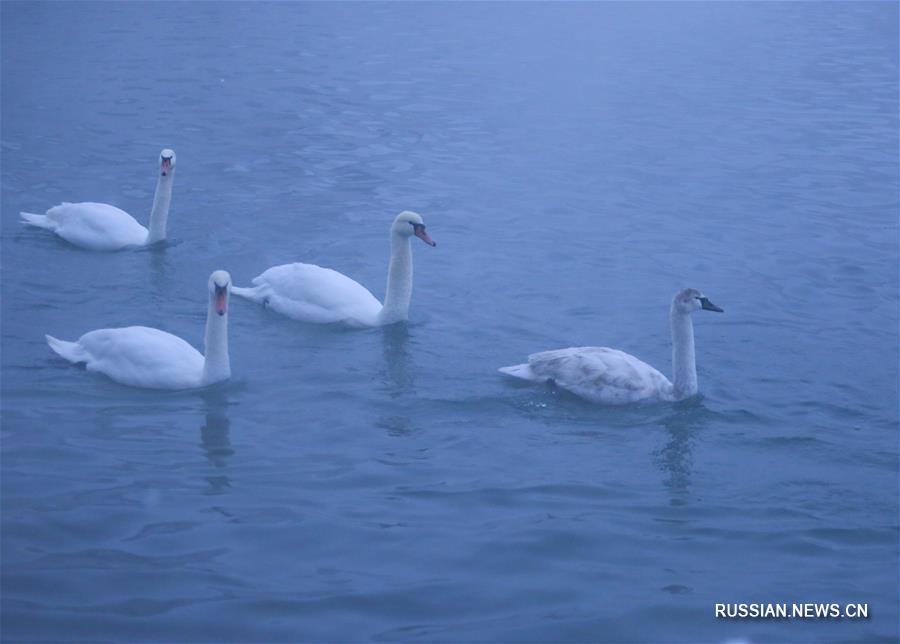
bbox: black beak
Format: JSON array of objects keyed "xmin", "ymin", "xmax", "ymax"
[{"xmin": 699, "ymin": 297, "xmax": 723, "ymax": 313}]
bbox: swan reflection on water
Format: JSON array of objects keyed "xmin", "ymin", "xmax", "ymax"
[
  {"xmin": 381, "ymin": 322, "xmax": 414, "ymax": 395},
  {"xmin": 654, "ymin": 398, "xmax": 712, "ymax": 505},
  {"xmin": 198, "ymin": 387, "xmax": 233, "ymax": 494},
  {"xmin": 377, "ymin": 323, "xmax": 425, "ymax": 437},
  {"xmin": 376, "ymin": 414, "xmax": 418, "ymax": 438}
]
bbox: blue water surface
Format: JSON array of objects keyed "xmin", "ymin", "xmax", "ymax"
[{"xmin": 2, "ymin": 2, "xmax": 898, "ymax": 642}]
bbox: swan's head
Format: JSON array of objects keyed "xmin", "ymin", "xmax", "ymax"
[
  {"xmin": 208, "ymin": 270, "xmax": 231, "ymax": 316},
  {"xmin": 392, "ymin": 211, "xmax": 436, "ymax": 247},
  {"xmin": 674, "ymin": 288, "xmax": 723, "ymax": 314},
  {"xmin": 159, "ymin": 149, "xmax": 176, "ymax": 177}
]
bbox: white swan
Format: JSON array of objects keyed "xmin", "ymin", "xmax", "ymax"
[
  {"xmin": 499, "ymin": 288, "xmax": 723, "ymax": 404},
  {"xmin": 232, "ymin": 211, "xmax": 436, "ymax": 327},
  {"xmin": 20, "ymin": 149, "xmax": 176, "ymax": 250},
  {"xmin": 46, "ymin": 270, "xmax": 232, "ymax": 390}
]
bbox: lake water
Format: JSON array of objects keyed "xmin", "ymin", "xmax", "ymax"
[{"xmin": 2, "ymin": 2, "xmax": 898, "ymax": 642}]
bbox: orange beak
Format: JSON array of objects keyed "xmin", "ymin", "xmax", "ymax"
[
  {"xmin": 161, "ymin": 157, "xmax": 172, "ymax": 176},
  {"xmin": 214, "ymin": 286, "xmax": 227, "ymax": 316},
  {"xmin": 414, "ymin": 227, "xmax": 436, "ymax": 247}
]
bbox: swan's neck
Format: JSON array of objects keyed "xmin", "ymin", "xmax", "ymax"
[
  {"xmin": 378, "ymin": 233, "xmax": 413, "ymax": 325},
  {"xmin": 146, "ymin": 173, "xmax": 174, "ymax": 244},
  {"xmin": 202, "ymin": 303, "xmax": 230, "ymax": 385},
  {"xmin": 670, "ymin": 306, "xmax": 697, "ymax": 399}
]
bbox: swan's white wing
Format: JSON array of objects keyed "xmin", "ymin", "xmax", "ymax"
[
  {"xmin": 45, "ymin": 202, "xmax": 148, "ymax": 250},
  {"xmin": 250, "ymin": 263, "xmax": 382, "ymax": 326},
  {"xmin": 525, "ymin": 346, "xmax": 673, "ymax": 404},
  {"xmin": 74, "ymin": 326, "xmax": 204, "ymax": 389}
]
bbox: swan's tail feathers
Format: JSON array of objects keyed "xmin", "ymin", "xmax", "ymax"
[
  {"xmin": 20, "ymin": 212, "xmax": 55, "ymax": 230},
  {"xmin": 499, "ymin": 363, "xmax": 535, "ymax": 381},
  {"xmin": 231, "ymin": 285, "xmax": 264, "ymax": 304},
  {"xmin": 46, "ymin": 335, "xmax": 86, "ymax": 364}
]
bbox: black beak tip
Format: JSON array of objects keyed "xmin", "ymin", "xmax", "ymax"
[
  {"xmin": 430, "ymin": 241, "xmax": 437, "ymax": 247},
  {"xmin": 699, "ymin": 298, "xmax": 723, "ymax": 313}
]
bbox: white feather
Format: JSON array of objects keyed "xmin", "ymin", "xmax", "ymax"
[
  {"xmin": 24, "ymin": 202, "xmax": 149, "ymax": 251},
  {"xmin": 500, "ymin": 288, "xmax": 723, "ymax": 405},
  {"xmin": 233, "ymin": 211, "xmax": 435, "ymax": 328},
  {"xmin": 49, "ymin": 326, "xmax": 205, "ymax": 390},
  {"xmin": 507, "ymin": 347, "xmax": 674, "ymax": 404},
  {"xmin": 46, "ymin": 271, "xmax": 232, "ymax": 390},
  {"xmin": 234, "ymin": 263, "xmax": 382, "ymax": 327},
  {"xmin": 20, "ymin": 150, "xmax": 175, "ymax": 251}
]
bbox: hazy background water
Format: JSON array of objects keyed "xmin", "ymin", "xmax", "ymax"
[{"xmin": 2, "ymin": 2, "xmax": 898, "ymax": 642}]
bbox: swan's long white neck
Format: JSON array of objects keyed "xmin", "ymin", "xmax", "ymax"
[
  {"xmin": 378, "ymin": 232, "xmax": 413, "ymax": 325},
  {"xmin": 146, "ymin": 173, "xmax": 174, "ymax": 244},
  {"xmin": 202, "ymin": 300, "xmax": 230, "ymax": 385},
  {"xmin": 670, "ymin": 305, "xmax": 697, "ymax": 400}
]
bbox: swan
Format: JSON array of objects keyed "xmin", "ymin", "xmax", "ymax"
[
  {"xmin": 45, "ymin": 270, "xmax": 232, "ymax": 390},
  {"xmin": 20, "ymin": 149, "xmax": 176, "ymax": 250},
  {"xmin": 232, "ymin": 211, "xmax": 436, "ymax": 327},
  {"xmin": 499, "ymin": 288, "xmax": 723, "ymax": 404}
]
